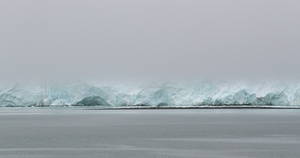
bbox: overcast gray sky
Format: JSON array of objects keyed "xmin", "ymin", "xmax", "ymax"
[{"xmin": 1, "ymin": 0, "xmax": 300, "ymax": 81}]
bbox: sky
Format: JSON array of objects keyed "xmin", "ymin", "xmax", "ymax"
[{"xmin": 0, "ymin": 0, "xmax": 300, "ymax": 81}]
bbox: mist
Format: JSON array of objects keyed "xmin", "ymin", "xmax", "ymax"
[{"xmin": 1, "ymin": 0, "xmax": 300, "ymax": 81}]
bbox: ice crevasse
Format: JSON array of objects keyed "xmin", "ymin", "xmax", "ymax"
[{"xmin": 0, "ymin": 80, "xmax": 300, "ymax": 107}]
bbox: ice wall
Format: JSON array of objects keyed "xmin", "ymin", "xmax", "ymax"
[{"xmin": 0, "ymin": 80, "xmax": 300, "ymax": 107}]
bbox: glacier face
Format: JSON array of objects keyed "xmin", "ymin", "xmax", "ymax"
[{"xmin": 0, "ymin": 80, "xmax": 300, "ymax": 107}]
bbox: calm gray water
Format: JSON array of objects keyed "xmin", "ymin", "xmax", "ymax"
[{"xmin": 0, "ymin": 108, "xmax": 300, "ymax": 158}]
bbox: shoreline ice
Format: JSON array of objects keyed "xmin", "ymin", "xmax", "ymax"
[{"xmin": 1, "ymin": 80, "xmax": 300, "ymax": 107}]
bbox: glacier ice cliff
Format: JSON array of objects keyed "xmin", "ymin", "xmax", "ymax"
[{"xmin": 0, "ymin": 80, "xmax": 300, "ymax": 107}]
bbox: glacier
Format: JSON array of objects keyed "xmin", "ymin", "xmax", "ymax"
[{"xmin": 0, "ymin": 80, "xmax": 300, "ymax": 107}]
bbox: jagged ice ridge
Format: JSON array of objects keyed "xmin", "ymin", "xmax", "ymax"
[{"xmin": 0, "ymin": 81, "xmax": 300, "ymax": 107}]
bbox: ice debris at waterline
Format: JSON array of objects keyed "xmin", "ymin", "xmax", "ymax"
[{"xmin": 0, "ymin": 81, "xmax": 300, "ymax": 107}]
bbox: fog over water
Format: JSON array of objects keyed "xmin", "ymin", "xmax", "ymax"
[{"xmin": 1, "ymin": 0, "xmax": 300, "ymax": 81}]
